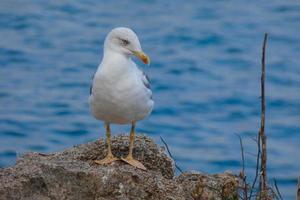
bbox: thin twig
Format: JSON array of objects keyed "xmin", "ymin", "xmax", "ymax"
[
  {"xmin": 273, "ymin": 179, "xmax": 283, "ymax": 200},
  {"xmin": 160, "ymin": 136, "xmax": 183, "ymax": 173},
  {"xmin": 250, "ymin": 33, "xmax": 269, "ymax": 199},
  {"xmin": 251, "ymin": 136, "xmax": 258, "ymax": 143},
  {"xmin": 260, "ymin": 33, "xmax": 268, "ymax": 194},
  {"xmin": 235, "ymin": 133, "xmax": 248, "ymax": 199},
  {"xmin": 249, "ymin": 132, "xmax": 261, "ymax": 199}
]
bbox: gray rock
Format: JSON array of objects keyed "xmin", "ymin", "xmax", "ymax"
[{"xmin": 0, "ymin": 134, "xmax": 238, "ymax": 200}]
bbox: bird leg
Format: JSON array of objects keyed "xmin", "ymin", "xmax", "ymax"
[
  {"xmin": 95, "ymin": 122, "xmax": 119, "ymax": 165},
  {"xmin": 121, "ymin": 122, "xmax": 147, "ymax": 170}
]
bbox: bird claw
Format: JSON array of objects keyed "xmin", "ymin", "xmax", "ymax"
[{"xmin": 121, "ymin": 157, "xmax": 147, "ymax": 171}]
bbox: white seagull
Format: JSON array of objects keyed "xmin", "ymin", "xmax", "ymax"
[{"xmin": 89, "ymin": 27, "xmax": 154, "ymax": 170}]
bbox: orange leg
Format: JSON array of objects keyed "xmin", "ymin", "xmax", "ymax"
[
  {"xmin": 121, "ymin": 122, "xmax": 146, "ymax": 170},
  {"xmin": 95, "ymin": 122, "xmax": 119, "ymax": 164}
]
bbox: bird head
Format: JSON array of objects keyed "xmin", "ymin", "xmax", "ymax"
[{"xmin": 104, "ymin": 27, "xmax": 150, "ymax": 65}]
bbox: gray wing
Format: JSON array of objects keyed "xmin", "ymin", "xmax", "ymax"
[
  {"xmin": 89, "ymin": 72, "xmax": 95, "ymax": 95},
  {"xmin": 142, "ymin": 71, "xmax": 151, "ymax": 89}
]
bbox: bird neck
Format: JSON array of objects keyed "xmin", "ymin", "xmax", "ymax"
[
  {"xmin": 103, "ymin": 48, "xmax": 129, "ymax": 59},
  {"xmin": 99, "ymin": 49, "xmax": 133, "ymax": 75}
]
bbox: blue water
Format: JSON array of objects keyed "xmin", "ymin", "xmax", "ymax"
[{"xmin": 0, "ymin": 1, "xmax": 299, "ymax": 199}]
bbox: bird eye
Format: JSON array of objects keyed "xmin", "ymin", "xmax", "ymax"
[{"xmin": 120, "ymin": 39, "xmax": 130, "ymax": 46}]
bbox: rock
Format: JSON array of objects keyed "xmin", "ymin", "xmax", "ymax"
[
  {"xmin": 0, "ymin": 134, "xmax": 238, "ymax": 200},
  {"xmin": 177, "ymin": 172, "xmax": 238, "ymax": 200}
]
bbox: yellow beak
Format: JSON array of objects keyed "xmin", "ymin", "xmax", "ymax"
[{"xmin": 132, "ymin": 51, "xmax": 150, "ymax": 65}]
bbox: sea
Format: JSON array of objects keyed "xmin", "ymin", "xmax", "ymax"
[{"xmin": 0, "ymin": 1, "xmax": 299, "ymax": 199}]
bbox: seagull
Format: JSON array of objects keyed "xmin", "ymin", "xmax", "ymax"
[{"xmin": 89, "ymin": 27, "xmax": 154, "ymax": 170}]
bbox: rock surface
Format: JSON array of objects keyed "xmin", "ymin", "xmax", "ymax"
[{"xmin": 0, "ymin": 134, "xmax": 238, "ymax": 200}]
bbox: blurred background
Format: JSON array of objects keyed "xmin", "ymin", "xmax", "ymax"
[{"xmin": 0, "ymin": 0, "xmax": 299, "ymax": 199}]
